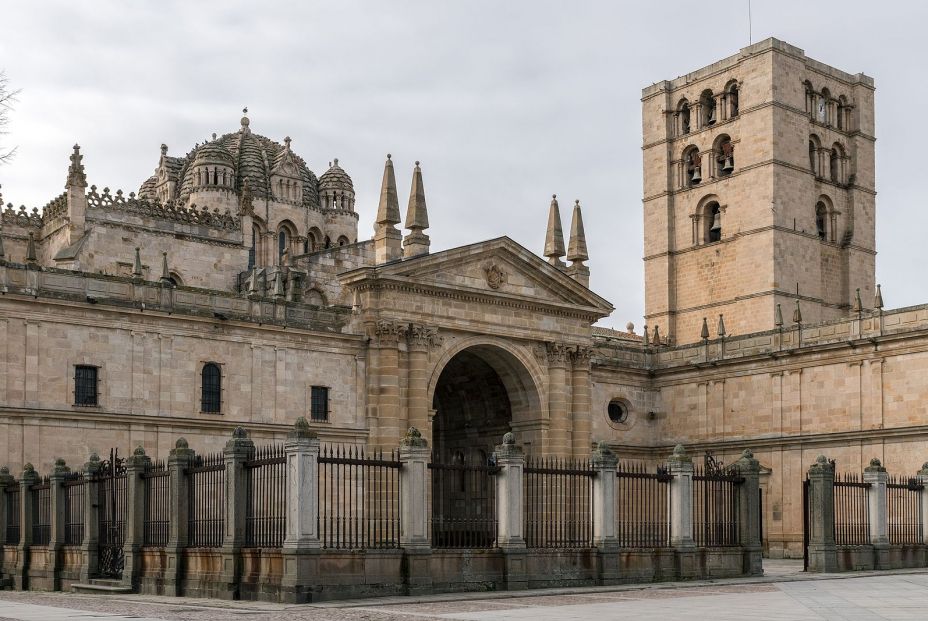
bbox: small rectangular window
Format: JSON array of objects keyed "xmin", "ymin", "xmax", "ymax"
[
  {"xmin": 310, "ymin": 386, "xmax": 329, "ymax": 422},
  {"xmin": 74, "ymin": 365, "xmax": 98, "ymax": 407}
]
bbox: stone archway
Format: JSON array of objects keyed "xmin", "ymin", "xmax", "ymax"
[{"xmin": 428, "ymin": 341, "xmax": 544, "ymax": 460}]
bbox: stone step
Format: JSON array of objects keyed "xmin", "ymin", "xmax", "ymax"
[{"xmin": 71, "ymin": 581, "xmax": 133, "ymax": 595}]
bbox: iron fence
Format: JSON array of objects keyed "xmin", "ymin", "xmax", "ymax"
[
  {"xmin": 692, "ymin": 460, "xmax": 742, "ymax": 547},
  {"xmin": 318, "ymin": 445, "xmax": 400, "ymax": 550},
  {"xmin": 615, "ymin": 462, "xmax": 671, "ymax": 547},
  {"xmin": 30, "ymin": 477, "xmax": 51, "ymax": 546},
  {"xmin": 834, "ymin": 473, "xmax": 870, "ymax": 546},
  {"xmin": 4, "ymin": 486, "xmax": 19, "ymax": 545},
  {"xmin": 142, "ymin": 459, "xmax": 170, "ymax": 547},
  {"xmin": 97, "ymin": 459, "xmax": 128, "ymax": 578},
  {"xmin": 524, "ymin": 456, "xmax": 594, "ymax": 549},
  {"xmin": 186, "ymin": 452, "xmax": 225, "ymax": 548},
  {"xmin": 887, "ymin": 475, "xmax": 923, "ymax": 545},
  {"xmin": 63, "ymin": 472, "xmax": 85, "ymax": 545},
  {"xmin": 429, "ymin": 457, "xmax": 499, "ymax": 549},
  {"xmin": 244, "ymin": 444, "xmax": 286, "ymax": 548}
]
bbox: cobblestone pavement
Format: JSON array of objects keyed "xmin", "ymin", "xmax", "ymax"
[{"xmin": 1, "ymin": 570, "xmax": 928, "ymax": 620}]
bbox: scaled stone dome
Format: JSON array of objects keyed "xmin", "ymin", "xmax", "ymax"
[
  {"xmin": 318, "ymin": 159, "xmax": 354, "ymax": 193},
  {"xmin": 172, "ymin": 114, "xmax": 320, "ymax": 208}
]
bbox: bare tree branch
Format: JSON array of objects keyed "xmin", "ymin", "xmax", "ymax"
[{"xmin": 0, "ymin": 71, "xmax": 21, "ymax": 165}]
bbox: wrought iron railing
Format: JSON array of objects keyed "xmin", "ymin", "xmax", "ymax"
[
  {"xmin": 887, "ymin": 475, "xmax": 923, "ymax": 545},
  {"xmin": 524, "ymin": 456, "xmax": 594, "ymax": 549},
  {"xmin": 429, "ymin": 458, "xmax": 499, "ymax": 549},
  {"xmin": 834, "ymin": 473, "xmax": 870, "ymax": 546},
  {"xmin": 318, "ymin": 445, "xmax": 400, "ymax": 550},
  {"xmin": 692, "ymin": 456, "xmax": 742, "ymax": 547},
  {"xmin": 244, "ymin": 444, "xmax": 286, "ymax": 548},
  {"xmin": 30, "ymin": 477, "xmax": 51, "ymax": 546},
  {"xmin": 4, "ymin": 486, "xmax": 19, "ymax": 545},
  {"xmin": 142, "ymin": 459, "xmax": 170, "ymax": 547},
  {"xmin": 186, "ymin": 452, "xmax": 225, "ymax": 548},
  {"xmin": 63, "ymin": 472, "xmax": 85, "ymax": 545},
  {"xmin": 616, "ymin": 462, "xmax": 671, "ymax": 548}
]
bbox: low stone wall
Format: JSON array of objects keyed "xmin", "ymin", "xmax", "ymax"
[{"xmin": 836, "ymin": 544, "xmax": 928, "ymax": 572}]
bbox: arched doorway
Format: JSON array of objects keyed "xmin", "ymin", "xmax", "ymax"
[{"xmin": 428, "ymin": 343, "xmax": 542, "ymax": 547}]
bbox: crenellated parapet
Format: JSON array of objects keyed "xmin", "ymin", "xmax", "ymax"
[{"xmin": 86, "ymin": 186, "xmax": 239, "ymax": 231}]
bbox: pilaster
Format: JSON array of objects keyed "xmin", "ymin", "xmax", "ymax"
[
  {"xmin": 47, "ymin": 459, "xmax": 70, "ymax": 590},
  {"xmin": 863, "ymin": 457, "xmax": 889, "ymax": 568},
  {"xmin": 399, "ymin": 427, "xmax": 431, "ymax": 594},
  {"xmin": 590, "ymin": 443, "xmax": 619, "ymax": 585},
  {"xmin": 219, "ymin": 427, "xmax": 254, "ymax": 600},
  {"xmin": 806, "ymin": 455, "xmax": 837, "ymax": 572},
  {"xmin": 165, "ymin": 438, "xmax": 195, "ymax": 596},
  {"xmin": 14, "ymin": 463, "xmax": 39, "ymax": 590},
  {"xmin": 570, "ymin": 347, "xmax": 592, "ymax": 456},
  {"xmin": 545, "ymin": 342, "xmax": 571, "ymax": 456},
  {"xmin": 122, "ymin": 447, "xmax": 150, "ymax": 590},
  {"xmin": 79, "ymin": 453, "xmax": 103, "ymax": 583},
  {"xmin": 493, "ymin": 433, "xmax": 527, "ymax": 590},
  {"xmin": 406, "ymin": 324, "xmax": 439, "ymax": 439},
  {"xmin": 667, "ymin": 445, "xmax": 696, "ymax": 578},
  {"xmin": 370, "ymin": 320, "xmax": 408, "ymax": 449},
  {"xmin": 281, "ymin": 418, "xmax": 321, "ymax": 603},
  {"xmin": 734, "ymin": 449, "xmax": 763, "ymax": 576}
]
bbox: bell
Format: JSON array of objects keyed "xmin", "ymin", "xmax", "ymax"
[
  {"xmin": 722, "ymin": 157, "xmax": 734, "ymax": 173},
  {"xmin": 690, "ymin": 167, "xmax": 702, "ymax": 184},
  {"xmin": 707, "ymin": 106, "xmax": 716, "ymax": 125},
  {"xmin": 710, "ymin": 212, "xmax": 721, "ymax": 232}
]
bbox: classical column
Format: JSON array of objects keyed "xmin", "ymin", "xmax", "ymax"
[
  {"xmin": 371, "ymin": 321, "xmax": 408, "ymax": 449},
  {"xmin": 734, "ymin": 449, "xmax": 763, "ymax": 576},
  {"xmin": 545, "ymin": 343, "xmax": 571, "ymax": 456},
  {"xmin": 48, "ymin": 458, "xmax": 70, "ymax": 590},
  {"xmin": 407, "ymin": 324, "xmax": 439, "ymax": 439},
  {"xmin": 15, "ymin": 463, "xmax": 39, "ymax": 590},
  {"xmin": 806, "ymin": 455, "xmax": 837, "ymax": 572},
  {"xmin": 591, "ymin": 443, "xmax": 619, "ymax": 585},
  {"xmin": 122, "ymin": 447, "xmax": 150, "ymax": 590},
  {"xmin": 398, "ymin": 427, "xmax": 431, "ymax": 595},
  {"xmin": 219, "ymin": 427, "xmax": 255, "ymax": 600},
  {"xmin": 863, "ymin": 457, "xmax": 889, "ymax": 568},
  {"xmin": 917, "ymin": 462, "xmax": 928, "ymax": 546},
  {"xmin": 570, "ymin": 347, "xmax": 593, "ymax": 456},
  {"xmin": 164, "ymin": 438, "xmax": 194, "ymax": 597},
  {"xmin": 281, "ymin": 417, "xmax": 321, "ymax": 604},
  {"xmin": 80, "ymin": 453, "xmax": 104, "ymax": 583},
  {"xmin": 494, "ymin": 432, "xmax": 527, "ymax": 590}
]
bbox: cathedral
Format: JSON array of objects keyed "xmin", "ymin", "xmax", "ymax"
[{"xmin": 0, "ymin": 38, "xmax": 915, "ymax": 560}]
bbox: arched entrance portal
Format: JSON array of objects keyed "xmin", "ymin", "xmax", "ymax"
[{"xmin": 429, "ymin": 343, "xmax": 541, "ymax": 547}]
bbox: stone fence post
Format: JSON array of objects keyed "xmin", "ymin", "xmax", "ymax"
[
  {"xmin": 165, "ymin": 438, "xmax": 194, "ymax": 597},
  {"xmin": 735, "ymin": 449, "xmax": 762, "ymax": 575},
  {"xmin": 591, "ymin": 442, "xmax": 618, "ymax": 585},
  {"xmin": 122, "ymin": 447, "xmax": 150, "ymax": 590},
  {"xmin": 281, "ymin": 417, "xmax": 321, "ymax": 604},
  {"xmin": 15, "ymin": 463, "xmax": 39, "ymax": 590},
  {"xmin": 863, "ymin": 458, "xmax": 889, "ymax": 568},
  {"xmin": 219, "ymin": 427, "xmax": 254, "ymax": 600},
  {"xmin": 48, "ymin": 458, "xmax": 70, "ymax": 590},
  {"xmin": 806, "ymin": 455, "xmax": 837, "ymax": 572},
  {"xmin": 918, "ymin": 462, "xmax": 928, "ymax": 546},
  {"xmin": 79, "ymin": 453, "xmax": 104, "ymax": 583},
  {"xmin": 399, "ymin": 427, "xmax": 431, "ymax": 595},
  {"xmin": 494, "ymin": 432, "xmax": 526, "ymax": 590},
  {"xmin": 668, "ymin": 445, "xmax": 696, "ymax": 578}
]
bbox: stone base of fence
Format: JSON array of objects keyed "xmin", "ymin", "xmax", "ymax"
[{"xmin": 834, "ymin": 544, "xmax": 928, "ymax": 572}]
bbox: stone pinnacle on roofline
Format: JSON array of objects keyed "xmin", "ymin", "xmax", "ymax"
[{"xmin": 543, "ymin": 194, "xmax": 566, "ymax": 267}]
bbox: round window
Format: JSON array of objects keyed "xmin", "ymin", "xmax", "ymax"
[{"xmin": 607, "ymin": 400, "xmax": 628, "ymax": 424}]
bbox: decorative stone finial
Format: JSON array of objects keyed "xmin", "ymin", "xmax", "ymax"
[
  {"xmin": 133, "ymin": 445, "xmax": 146, "ymax": 457},
  {"xmin": 132, "ymin": 247, "xmax": 143, "ymax": 278},
  {"xmin": 673, "ymin": 444, "xmax": 686, "ymax": 457},
  {"xmin": 919, "ymin": 461, "xmax": 928, "ymax": 476},
  {"xmin": 669, "ymin": 443, "xmax": 691, "ymax": 464},
  {"xmin": 376, "ymin": 154, "xmax": 401, "ymax": 226},
  {"xmin": 284, "ymin": 136, "xmax": 291, "ymax": 149},
  {"xmin": 816, "ymin": 454, "xmax": 828, "ymax": 465},
  {"xmin": 23, "ymin": 462, "xmax": 35, "ymax": 473},
  {"xmin": 566, "ymin": 199, "xmax": 588, "ymax": 264},
  {"xmin": 288, "ymin": 416, "xmax": 318, "ymax": 440},
  {"xmin": 865, "ymin": 457, "xmax": 886, "ymax": 473},
  {"xmin": 853, "ymin": 288, "xmax": 863, "ymax": 314},
  {"xmin": 700, "ymin": 317, "xmax": 710, "ymax": 341},
  {"xmin": 742, "ymin": 448, "xmax": 754, "ymax": 459},
  {"xmin": 226, "ymin": 426, "xmax": 254, "ymax": 452},
  {"xmin": 401, "ymin": 426, "xmax": 428, "ymax": 448},
  {"xmin": 240, "ymin": 179, "xmax": 254, "ymax": 216},
  {"xmin": 793, "ymin": 300, "xmax": 802, "ymax": 325},
  {"xmin": 175, "ymin": 438, "xmax": 189, "ymax": 449},
  {"xmin": 543, "ymin": 194, "xmax": 566, "ymax": 266},
  {"xmin": 875, "ymin": 284, "xmax": 884, "ymax": 310},
  {"xmin": 626, "ymin": 322, "xmax": 635, "ymax": 334},
  {"xmin": 160, "ymin": 144, "xmax": 168, "ymax": 156},
  {"xmin": 652, "ymin": 324, "xmax": 661, "ymax": 346},
  {"xmin": 66, "ymin": 143, "xmax": 88, "ymax": 189},
  {"xmin": 502, "ymin": 432, "xmax": 515, "ymax": 446},
  {"xmin": 160, "ymin": 251, "xmax": 172, "ymax": 286},
  {"xmin": 54, "ymin": 457, "xmax": 69, "ymax": 474},
  {"xmin": 643, "ymin": 324, "xmax": 649, "ymax": 347},
  {"xmin": 232, "ymin": 426, "xmax": 248, "ymax": 439},
  {"xmin": 0, "ymin": 466, "xmax": 8, "ymax": 475},
  {"xmin": 775, "ymin": 303, "xmax": 783, "ymax": 328},
  {"xmin": 403, "ymin": 160, "xmax": 430, "ymax": 258},
  {"xmin": 717, "ymin": 314, "xmax": 726, "ymax": 338}
]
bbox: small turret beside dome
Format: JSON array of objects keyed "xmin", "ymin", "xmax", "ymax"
[{"xmin": 319, "ymin": 159, "xmax": 355, "ymax": 211}]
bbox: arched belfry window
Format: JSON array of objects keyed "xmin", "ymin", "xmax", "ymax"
[
  {"xmin": 700, "ymin": 90, "xmax": 716, "ymax": 127},
  {"xmin": 684, "ymin": 147, "xmax": 702, "ymax": 187},
  {"xmin": 829, "ymin": 148, "xmax": 840, "ymax": 182},
  {"xmin": 727, "ymin": 83, "xmax": 739, "ymax": 118},
  {"xmin": 803, "ymin": 80, "xmax": 814, "ymax": 115},
  {"xmin": 815, "ymin": 202, "xmax": 828, "ymax": 241},
  {"xmin": 248, "ymin": 227, "xmax": 257, "ymax": 269},
  {"xmin": 678, "ymin": 100, "xmax": 691, "ymax": 135},
  {"xmin": 704, "ymin": 202, "xmax": 722, "ymax": 243},
  {"xmin": 715, "ymin": 136, "xmax": 734, "ymax": 177},
  {"xmin": 201, "ymin": 363, "xmax": 221, "ymax": 413},
  {"xmin": 278, "ymin": 230, "xmax": 288, "ymax": 260}
]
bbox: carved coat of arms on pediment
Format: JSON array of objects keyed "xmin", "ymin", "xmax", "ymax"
[{"xmin": 483, "ymin": 263, "xmax": 506, "ymax": 290}]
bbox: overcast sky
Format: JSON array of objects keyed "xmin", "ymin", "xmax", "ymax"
[{"xmin": 0, "ymin": 1, "xmax": 923, "ymax": 330}]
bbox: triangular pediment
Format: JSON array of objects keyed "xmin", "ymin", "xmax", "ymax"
[{"xmin": 341, "ymin": 237, "xmax": 613, "ymax": 318}]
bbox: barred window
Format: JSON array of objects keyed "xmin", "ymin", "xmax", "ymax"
[
  {"xmin": 74, "ymin": 365, "xmax": 98, "ymax": 406},
  {"xmin": 201, "ymin": 363, "xmax": 221, "ymax": 413},
  {"xmin": 310, "ymin": 386, "xmax": 329, "ymax": 421}
]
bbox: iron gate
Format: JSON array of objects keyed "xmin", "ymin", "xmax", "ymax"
[{"xmin": 97, "ymin": 448, "xmax": 128, "ymax": 579}]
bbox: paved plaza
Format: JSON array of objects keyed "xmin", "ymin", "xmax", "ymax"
[{"xmin": 1, "ymin": 565, "xmax": 928, "ymax": 621}]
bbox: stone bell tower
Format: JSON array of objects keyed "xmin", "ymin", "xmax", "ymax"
[{"xmin": 641, "ymin": 38, "xmax": 876, "ymax": 345}]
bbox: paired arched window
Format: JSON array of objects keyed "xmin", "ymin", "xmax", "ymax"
[
  {"xmin": 201, "ymin": 363, "xmax": 221, "ymax": 413},
  {"xmin": 700, "ymin": 90, "xmax": 717, "ymax": 127}
]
